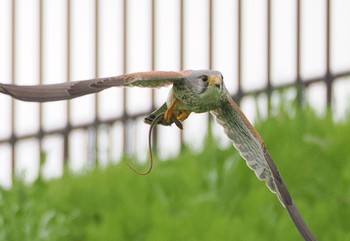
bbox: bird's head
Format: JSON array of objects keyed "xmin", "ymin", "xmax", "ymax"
[
  {"xmin": 171, "ymin": 70, "xmax": 226, "ymax": 113},
  {"xmin": 185, "ymin": 70, "xmax": 224, "ymax": 96},
  {"xmin": 185, "ymin": 70, "xmax": 223, "ymax": 95}
]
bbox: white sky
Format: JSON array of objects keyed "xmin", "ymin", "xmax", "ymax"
[{"xmin": 1, "ymin": 0, "xmax": 350, "ymax": 188}]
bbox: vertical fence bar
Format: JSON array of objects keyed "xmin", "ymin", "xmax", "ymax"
[
  {"xmin": 11, "ymin": 0, "xmax": 16, "ymax": 182},
  {"xmin": 94, "ymin": 0, "xmax": 100, "ymax": 165},
  {"xmin": 122, "ymin": 0, "xmax": 128, "ymax": 155},
  {"xmin": 236, "ymin": 0, "xmax": 242, "ymax": 103},
  {"xmin": 151, "ymin": 0, "xmax": 158, "ymax": 153},
  {"xmin": 39, "ymin": 0, "xmax": 44, "ymax": 171},
  {"xmin": 151, "ymin": 0, "xmax": 156, "ymax": 77},
  {"xmin": 207, "ymin": 0, "xmax": 213, "ymax": 129},
  {"xmin": 180, "ymin": 0, "xmax": 184, "ymax": 72},
  {"xmin": 325, "ymin": 0, "xmax": 332, "ymax": 107},
  {"xmin": 266, "ymin": 0, "xmax": 272, "ymax": 115},
  {"xmin": 209, "ymin": 0, "xmax": 213, "ymax": 70},
  {"xmin": 151, "ymin": 0, "xmax": 155, "ymax": 78},
  {"xmin": 179, "ymin": 0, "xmax": 184, "ymax": 146},
  {"xmin": 64, "ymin": 0, "xmax": 71, "ymax": 165},
  {"xmin": 296, "ymin": 0, "xmax": 303, "ymax": 105}
]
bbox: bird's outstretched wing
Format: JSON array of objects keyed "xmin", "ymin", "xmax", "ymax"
[
  {"xmin": 0, "ymin": 71, "xmax": 189, "ymax": 102},
  {"xmin": 211, "ymin": 94, "xmax": 317, "ymax": 241}
]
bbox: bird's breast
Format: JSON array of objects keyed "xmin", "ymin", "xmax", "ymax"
[{"xmin": 171, "ymin": 85, "xmax": 223, "ymax": 113}]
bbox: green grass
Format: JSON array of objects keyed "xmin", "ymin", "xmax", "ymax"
[{"xmin": 1, "ymin": 107, "xmax": 350, "ymax": 241}]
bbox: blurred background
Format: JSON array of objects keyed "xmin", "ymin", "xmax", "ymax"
[{"xmin": 1, "ymin": 0, "xmax": 350, "ymax": 188}]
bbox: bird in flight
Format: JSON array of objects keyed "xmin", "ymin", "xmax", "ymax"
[{"xmin": 0, "ymin": 70, "xmax": 317, "ymax": 241}]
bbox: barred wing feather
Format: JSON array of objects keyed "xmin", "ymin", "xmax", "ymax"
[
  {"xmin": 211, "ymin": 95, "xmax": 317, "ymax": 241},
  {"xmin": 211, "ymin": 96, "xmax": 279, "ymax": 197},
  {"xmin": 0, "ymin": 71, "xmax": 187, "ymax": 102}
]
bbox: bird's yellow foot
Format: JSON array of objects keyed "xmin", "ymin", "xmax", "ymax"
[
  {"xmin": 177, "ymin": 110, "xmax": 191, "ymax": 121},
  {"xmin": 164, "ymin": 99, "xmax": 192, "ymax": 129}
]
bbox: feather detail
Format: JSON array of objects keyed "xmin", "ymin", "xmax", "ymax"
[{"xmin": 123, "ymin": 71, "xmax": 187, "ymax": 88}]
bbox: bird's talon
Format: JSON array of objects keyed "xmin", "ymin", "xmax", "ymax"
[
  {"xmin": 164, "ymin": 110, "xmax": 172, "ymax": 124},
  {"xmin": 172, "ymin": 117, "xmax": 183, "ymax": 130}
]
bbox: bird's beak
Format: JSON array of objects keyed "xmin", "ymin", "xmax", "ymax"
[{"xmin": 209, "ymin": 76, "xmax": 222, "ymax": 89}]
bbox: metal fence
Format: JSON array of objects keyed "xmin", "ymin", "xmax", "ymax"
[{"xmin": 0, "ymin": 0, "xmax": 350, "ymax": 187}]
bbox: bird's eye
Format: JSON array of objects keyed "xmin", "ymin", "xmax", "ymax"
[{"xmin": 201, "ymin": 75, "xmax": 208, "ymax": 82}]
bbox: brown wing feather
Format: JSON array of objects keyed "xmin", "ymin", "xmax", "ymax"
[
  {"xmin": 0, "ymin": 70, "xmax": 188, "ymax": 102},
  {"xmin": 211, "ymin": 94, "xmax": 317, "ymax": 241}
]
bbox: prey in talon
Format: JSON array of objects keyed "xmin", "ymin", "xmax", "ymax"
[{"xmin": 144, "ymin": 103, "xmax": 184, "ymax": 130}]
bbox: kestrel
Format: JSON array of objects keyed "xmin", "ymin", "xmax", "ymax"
[{"xmin": 0, "ymin": 70, "xmax": 317, "ymax": 241}]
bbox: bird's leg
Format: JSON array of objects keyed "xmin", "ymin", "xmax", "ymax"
[{"xmin": 164, "ymin": 99, "xmax": 178, "ymax": 124}]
